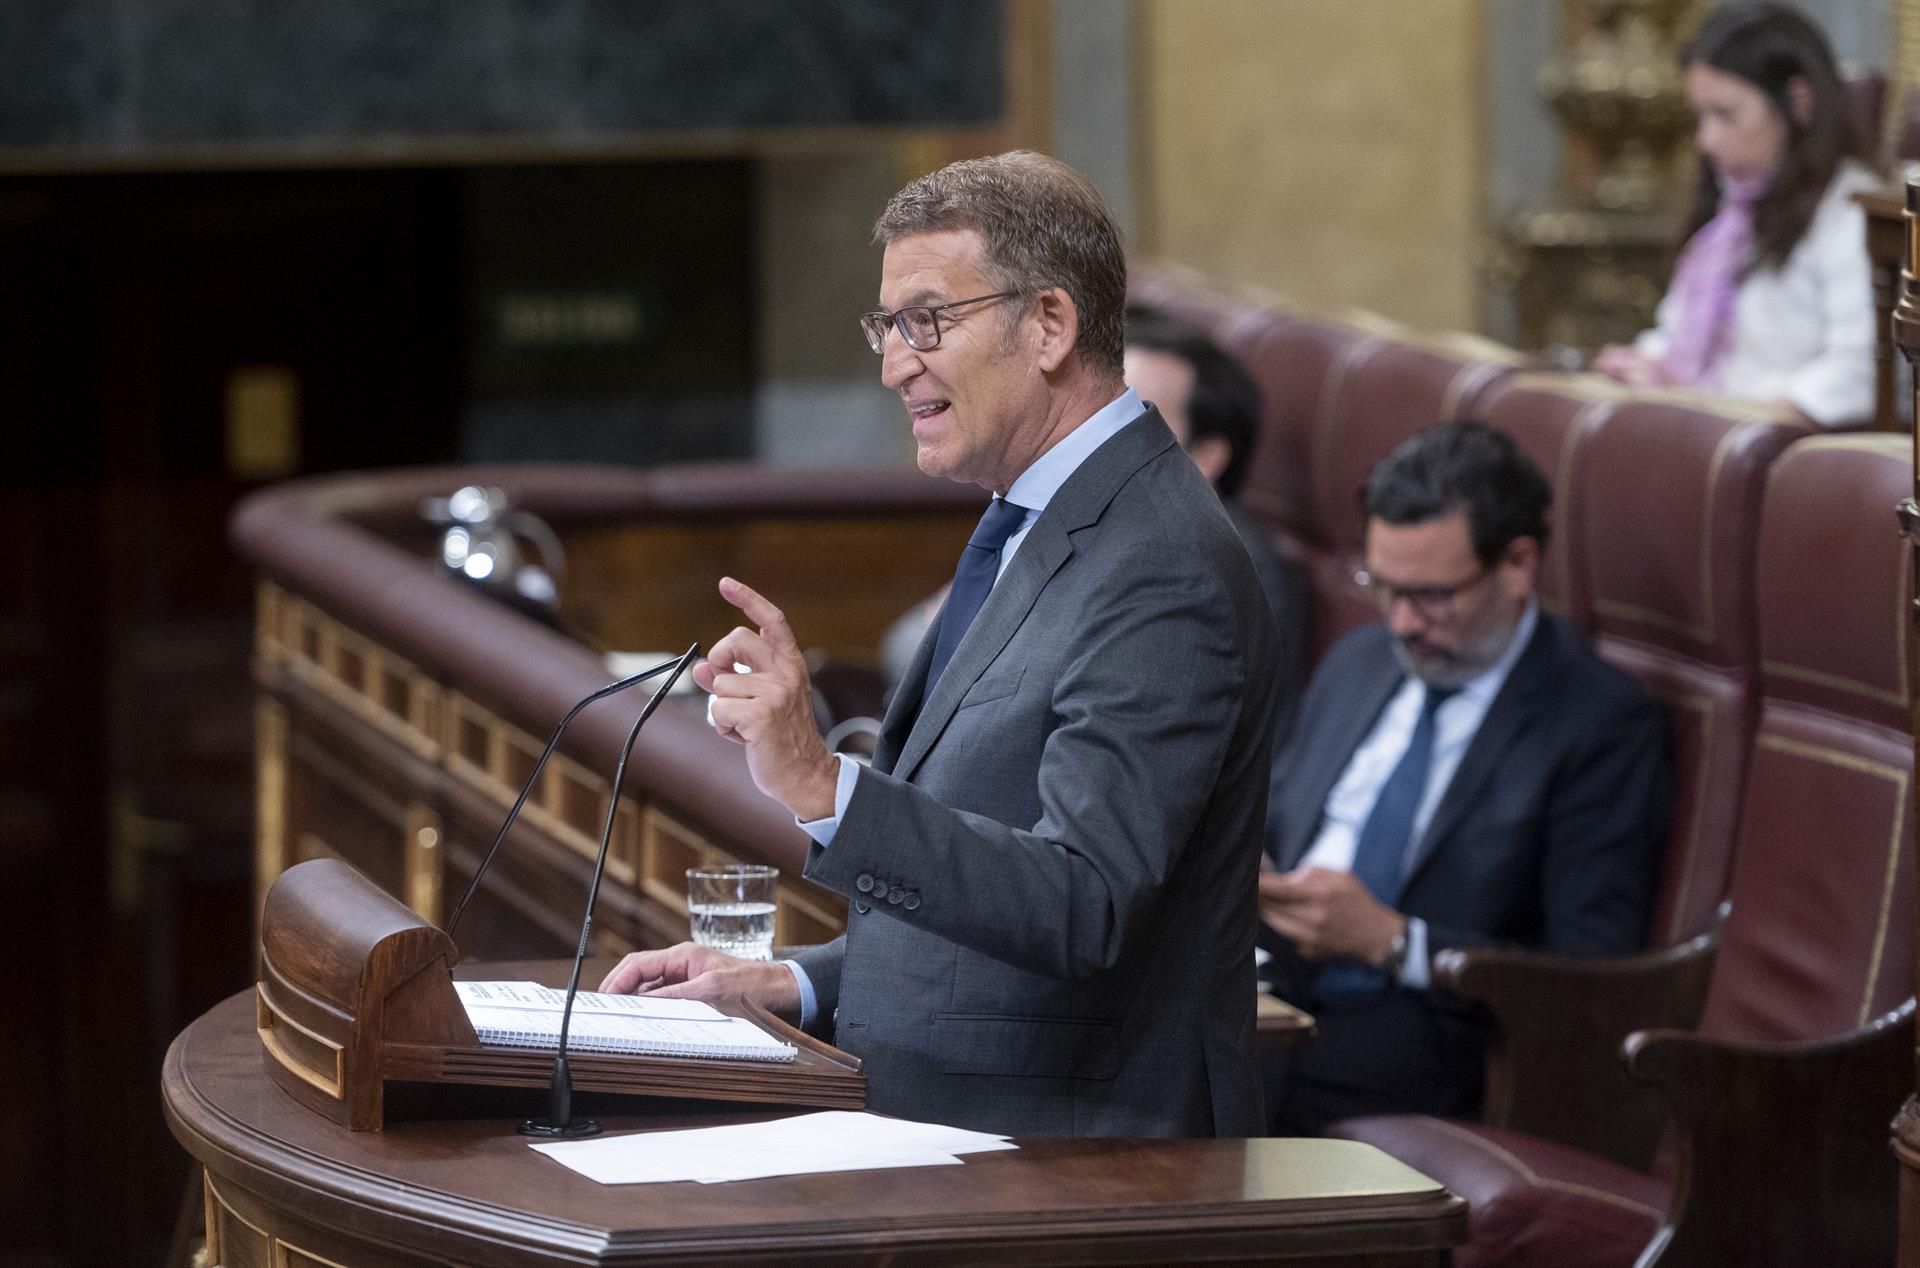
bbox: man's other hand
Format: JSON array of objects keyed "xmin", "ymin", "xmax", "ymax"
[
  {"xmin": 692, "ymin": 576, "xmax": 839, "ymax": 821},
  {"xmin": 597, "ymin": 942, "xmax": 802, "ymax": 1024},
  {"xmin": 1257, "ymin": 866, "xmax": 1405, "ymax": 967}
]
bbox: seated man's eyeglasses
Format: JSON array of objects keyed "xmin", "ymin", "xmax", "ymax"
[
  {"xmin": 859, "ymin": 291, "xmax": 1020, "ymax": 354},
  {"xmin": 1353, "ymin": 565, "xmax": 1491, "ymax": 621}
]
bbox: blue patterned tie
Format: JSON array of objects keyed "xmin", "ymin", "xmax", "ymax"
[
  {"xmin": 1317, "ymin": 682, "xmax": 1457, "ymax": 1004},
  {"xmin": 924, "ymin": 496, "xmax": 1029, "ymax": 695}
]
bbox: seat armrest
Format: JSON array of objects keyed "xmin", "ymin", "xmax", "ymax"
[
  {"xmin": 1432, "ymin": 911, "xmax": 1722, "ymax": 1171},
  {"xmin": 1621, "ymin": 999, "xmax": 1914, "ymax": 1268}
]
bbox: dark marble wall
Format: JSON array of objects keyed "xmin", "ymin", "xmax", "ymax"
[
  {"xmin": 459, "ymin": 159, "xmax": 757, "ymax": 466},
  {"xmin": 0, "ymin": 0, "xmax": 1003, "ymax": 153}
]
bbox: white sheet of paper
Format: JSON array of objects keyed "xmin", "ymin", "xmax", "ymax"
[
  {"xmin": 529, "ymin": 1111, "xmax": 1016, "ymax": 1185},
  {"xmin": 741, "ymin": 1110, "xmax": 1014, "ymax": 1155},
  {"xmin": 454, "ymin": 981, "xmax": 724, "ymax": 1021},
  {"xmin": 690, "ymin": 1152, "xmax": 966, "ymax": 1184},
  {"xmin": 461, "ymin": 1005, "xmax": 792, "ymax": 1054}
]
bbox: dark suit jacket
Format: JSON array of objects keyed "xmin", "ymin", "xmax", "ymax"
[
  {"xmin": 793, "ymin": 408, "xmax": 1281, "ymax": 1138},
  {"xmin": 1225, "ymin": 499, "xmax": 1310, "ymax": 745},
  {"xmin": 1264, "ymin": 612, "xmax": 1668, "ymax": 997}
]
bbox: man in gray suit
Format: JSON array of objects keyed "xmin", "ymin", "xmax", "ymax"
[
  {"xmin": 1123, "ymin": 304, "xmax": 1310, "ymax": 741},
  {"xmin": 601, "ymin": 151, "xmax": 1280, "ymax": 1138}
]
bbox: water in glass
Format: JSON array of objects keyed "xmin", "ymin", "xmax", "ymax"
[
  {"xmin": 686, "ymin": 864, "xmax": 778, "ymax": 961},
  {"xmin": 689, "ymin": 900, "xmax": 777, "ymax": 960}
]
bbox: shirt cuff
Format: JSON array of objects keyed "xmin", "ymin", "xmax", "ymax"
[
  {"xmin": 782, "ymin": 958, "xmax": 818, "ymax": 1031},
  {"xmin": 795, "ymin": 753, "xmax": 860, "ymax": 846},
  {"xmin": 1390, "ymin": 922, "xmax": 1436, "ymax": 991},
  {"xmin": 1397, "ymin": 917, "xmax": 1431, "ymax": 989}
]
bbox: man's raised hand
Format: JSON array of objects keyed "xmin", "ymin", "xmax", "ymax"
[{"xmin": 692, "ymin": 576, "xmax": 838, "ymax": 821}]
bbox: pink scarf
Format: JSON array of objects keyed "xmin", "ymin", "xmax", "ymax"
[{"xmin": 1662, "ymin": 171, "xmax": 1771, "ymax": 388}]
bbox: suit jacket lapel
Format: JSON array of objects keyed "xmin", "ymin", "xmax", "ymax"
[
  {"xmin": 891, "ymin": 526, "xmax": 1068, "ymax": 783},
  {"xmin": 890, "ymin": 407, "xmax": 1176, "ymax": 785},
  {"xmin": 874, "ymin": 617, "xmax": 941, "ymax": 774},
  {"xmin": 1401, "ymin": 618, "xmax": 1554, "ymax": 886},
  {"xmin": 1278, "ymin": 653, "xmax": 1401, "ymax": 870}
]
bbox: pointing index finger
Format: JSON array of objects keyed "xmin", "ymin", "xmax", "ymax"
[{"xmin": 718, "ymin": 577, "xmax": 797, "ymax": 653}]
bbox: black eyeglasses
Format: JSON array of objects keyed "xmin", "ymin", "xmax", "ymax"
[
  {"xmin": 1353, "ymin": 565, "xmax": 1492, "ymax": 621},
  {"xmin": 859, "ymin": 291, "xmax": 1020, "ymax": 354}
]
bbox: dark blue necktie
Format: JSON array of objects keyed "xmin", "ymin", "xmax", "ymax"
[
  {"xmin": 1317, "ymin": 681, "xmax": 1457, "ymax": 1004},
  {"xmin": 924, "ymin": 496, "xmax": 1029, "ymax": 695}
]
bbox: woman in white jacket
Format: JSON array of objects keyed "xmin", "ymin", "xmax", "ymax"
[{"xmin": 1596, "ymin": 3, "xmax": 1877, "ymax": 428}]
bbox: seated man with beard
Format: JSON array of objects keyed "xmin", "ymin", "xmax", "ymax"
[{"xmin": 1258, "ymin": 421, "xmax": 1670, "ymax": 1134}]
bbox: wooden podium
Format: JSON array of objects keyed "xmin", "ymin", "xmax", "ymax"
[
  {"xmin": 167, "ymin": 985, "xmax": 1467, "ymax": 1266},
  {"xmin": 255, "ymin": 857, "xmax": 863, "ymax": 1131},
  {"xmin": 167, "ymin": 860, "xmax": 1469, "ymax": 1264}
]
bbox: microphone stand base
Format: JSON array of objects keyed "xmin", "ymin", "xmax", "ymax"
[{"xmin": 518, "ymin": 1118, "xmax": 602, "ymax": 1139}]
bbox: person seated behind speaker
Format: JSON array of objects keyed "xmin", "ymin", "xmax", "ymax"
[
  {"xmin": 1258, "ymin": 421, "xmax": 1670, "ymax": 1135},
  {"xmin": 1594, "ymin": 1, "xmax": 1876, "ymax": 427},
  {"xmin": 883, "ymin": 306, "xmax": 1312, "ymax": 739},
  {"xmin": 1122, "ymin": 305, "xmax": 1310, "ymax": 736}
]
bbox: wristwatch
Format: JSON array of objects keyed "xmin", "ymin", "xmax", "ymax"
[{"xmin": 1380, "ymin": 925, "xmax": 1409, "ymax": 980}]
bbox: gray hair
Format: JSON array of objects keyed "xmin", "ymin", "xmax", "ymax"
[{"xmin": 873, "ymin": 151, "xmax": 1126, "ymax": 377}]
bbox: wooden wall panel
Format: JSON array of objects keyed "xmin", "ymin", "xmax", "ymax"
[
  {"xmin": 561, "ymin": 512, "xmax": 979, "ymax": 664},
  {"xmin": 1136, "ymin": 0, "xmax": 1485, "ymax": 332},
  {"xmin": 256, "ymin": 577, "xmax": 862, "ymax": 973}
]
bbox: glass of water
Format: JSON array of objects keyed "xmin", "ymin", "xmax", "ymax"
[{"xmin": 686, "ymin": 864, "xmax": 778, "ymax": 960}]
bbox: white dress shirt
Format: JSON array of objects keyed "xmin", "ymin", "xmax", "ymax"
[
  {"xmin": 1633, "ymin": 162, "xmax": 1878, "ymax": 427},
  {"xmin": 1298, "ymin": 601, "xmax": 1538, "ymax": 987}
]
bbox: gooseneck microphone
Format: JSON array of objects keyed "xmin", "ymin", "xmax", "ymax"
[
  {"xmin": 445, "ymin": 649, "xmax": 699, "ymax": 944},
  {"xmin": 521, "ymin": 641, "xmax": 700, "ymax": 1139}
]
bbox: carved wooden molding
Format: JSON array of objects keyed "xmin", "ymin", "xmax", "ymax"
[{"xmin": 254, "ymin": 581, "xmax": 846, "ymax": 954}]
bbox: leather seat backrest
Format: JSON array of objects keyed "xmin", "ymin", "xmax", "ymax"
[
  {"xmin": 1127, "ymin": 258, "xmax": 1265, "ymax": 341},
  {"xmin": 1580, "ymin": 394, "xmax": 1805, "ymax": 945},
  {"xmin": 1473, "ymin": 373, "xmax": 1626, "ymax": 633},
  {"xmin": 1301, "ymin": 332, "xmax": 1525, "ymax": 656},
  {"xmin": 1701, "ymin": 435, "xmax": 1915, "ymax": 1042},
  {"xmin": 1227, "ymin": 307, "xmax": 1396, "ymax": 552}
]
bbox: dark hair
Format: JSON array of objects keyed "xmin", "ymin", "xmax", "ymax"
[
  {"xmin": 1123, "ymin": 305, "xmax": 1263, "ymax": 496},
  {"xmin": 1364, "ymin": 421, "xmax": 1551, "ymax": 564},
  {"xmin": 872, "ymin": 151, "xmax": 1127, "ymax": 377},
  {"xmin": 1680, "ymin": 2, "xmax": 1865, "ymax": 272}
]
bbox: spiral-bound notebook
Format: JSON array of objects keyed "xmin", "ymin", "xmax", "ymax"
[{"xmin": 454, "ymin": 981, "xmax": 796, "ymax": 1063}]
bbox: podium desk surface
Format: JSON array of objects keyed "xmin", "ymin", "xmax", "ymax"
[{"xmin": 165, "ymin": 982, "xmax": 1464, "ymax": 1267}]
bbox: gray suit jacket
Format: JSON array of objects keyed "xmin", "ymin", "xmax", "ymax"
[
  {"xmin": 794, "ymin": 408, "xmax": 1280, "ymax": 1137},
  {"xmin": 1224, "ymin": 499, "xmax": 1310, "ymax": 746}
]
